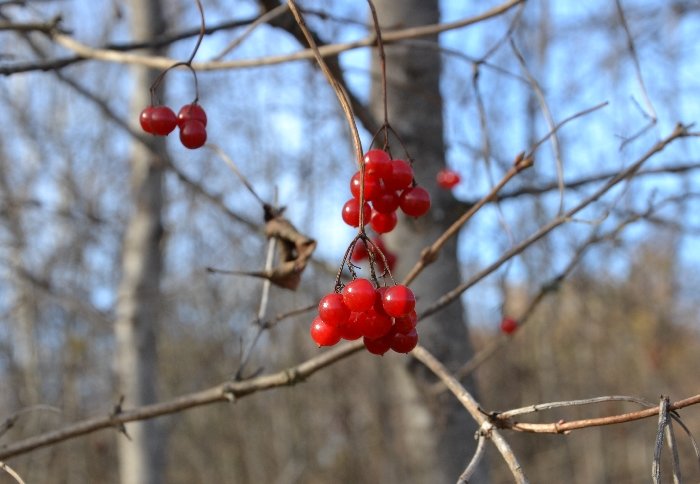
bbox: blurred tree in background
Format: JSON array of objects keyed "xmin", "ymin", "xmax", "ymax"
[{"xmin": 0, "ymin": 1, "xmax": 699, "ymax": 483}]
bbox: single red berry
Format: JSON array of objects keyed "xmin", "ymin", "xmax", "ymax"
[
  {"xmin": 340, "ymin": 313, "xmax": 364, "ymax": 341},
  {"xmin": 351, "ymin": 239, "xmax": 369, "ymax": 261},
  {"xmin": 437, "ymin": 168, "xmax": 461, "ymax": 189},
  {"xmin": 371, "ymin": 210, "xmax": 397, "ymax": 234},
  {"xmin": 179, "ymin": 120, "xmax": 207, "ymax": 149},
  {"xmin": 391, "ymin": 328, "xmax": 418, "ymax": 353},
  {"xmin": 318, "ymin": 293, "xmax": 350, "ymax": 327},
  {"xmin": 310, "ymin": 317, "xmax": 342, "ymax": 346},
  {"xmin": 357, "ymin": 308, "xmax": 393, "ymax": 340},
  {"xmin": 364, "ymin": 149, "xmax": 392, "ymax": 179},
  {"xmin": 371, "ymin": 189, "xmax": 400, "ymax": 214},
  {"xmin": 385, "ymin": 159, "xmax": 414, "ymax": 191},
  {"xmin": 350, "ymin": 171, "xmax": 381, "ymax": 201},
  {"xmin": 341, "ymin": 198, "xmax": 372, "ymax": 227},
  {"xmin": 363, "ymin": 332, "xmax": 393, "ymax": 356},
  {"xmin": 500, "ymin": 316, "xmax": 518, "ymax": 335},
  {"xmin": 382, "ymin": 285, "xmax": 416, "ymax": 317},
  {"xmin": 399, "ymin": 186, "xmax": 431, "ymax": 217},
  {"xmin": 393, "ymin": 310, "xmax": 417, "ymax": 334},
  {"xmin": 139, "ymin": 106, "xmax": 156, "ymax": 134},
  {"xmin": 150, "ymin": 105, "xmax": 178, "ymax": 136},
  {"xmin": 342, "ymin": 278, "xmax": 376, "ymax": 312},
  {"xmin": 177, "ymin": 103, "xmax": 207, "ymax": 128}
]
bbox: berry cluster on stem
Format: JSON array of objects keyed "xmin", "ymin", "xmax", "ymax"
[{"xmin": 310, "ymin": 279, "xmax": 418, "ymax": 355}]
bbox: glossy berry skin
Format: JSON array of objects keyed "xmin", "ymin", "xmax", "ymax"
[
  {"xmin": 500, "ymin": 316, "xmax": 518, "ymax": 335},
  {"xmin": 363, "ymin": 333, "xmax": 393, "ymax": 356},
  {"xmin": 342, "ymin": 278, "xmax": 376, "ymax": 312},
  {"xmin": 139, "ymin": 106, "xmax": 156, "ymax": 134},
  {"xmin": 340, "ymin": 313, "xmax": 364, "ymax": 341},
  {"xmin": 394, "ymin": 310, "xmax": 417, "ymax": 334},
  {"xmin": 382, "ymin": 285, "xmax": 416, "ymax": 317},
  {"xmin": 357, "ymin": 308, "xmax": 393, "ymax": 340},
  {"xmin": 437, "ymin": 168, "xmax": 461, "ymax": 189},
  {"xmin": 318, "ymin": 293, "xmax": 350, "ymax": 327},
  {"xmin": 391, "ymin": 328, "xmax": 418, "ymax": 353},
  {"xmin": 179, "ymin": 120, "xmax": 207, "ymax": 149},
  {"xmin": 371, "ymin": 210, "xmax": 397, "ymax": 234},
  {"xmin": 371, "ymin": 189, "xmax": 400, "ymax": 214},
  {"xmin": 310, "ymin": 317, "xmax": 342, "ymax": 346},
  {"xmin": 177, "ymin": 103, "xmax": 207, "ymax": 128},
  {"xmin": 385, "ymin": 159, "xmax": 414, "ymax": 191},
  {"xmin": 350, "ymin": 172, "xmax": 381, "ymax": 201},
  {"xmin": 341, "ymin": 199, "xmax": 372, "ymax": 227},
  {"xmin": 364, "ymin": 149, "xmax": 392, "ymax": 179},
  {"xmin": 399, "ymin": 186, "xmax": 431, "ymax": 217},
  {"xmin": 150, "ymin": 105, "xmax": 178, "ymax": 135}
]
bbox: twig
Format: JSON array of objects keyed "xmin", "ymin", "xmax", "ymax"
[
  {"xmin": 498, "ymin": 394, "xmax": 700, "ymax": 434},
  {"xmin": 510, "ymin": 39, "xmax": 565, "ymax": 214},
  {"xmin": 652, "ymin": 396, "xmax": 671, "ymax": 484},
  {"xmin": 498, "ymin": 395, "xmax": 654, "ymax": 419},
  {"xmin": 458, "ymin": 434, "xmax": 486, "ymax": 484},
  {"xmin": 211, "ymin": 3, "xmax": 289, "ymax": 61},
  {"xmin": 411, "ymin": 345, "xmax": 530, "ymax": 483},
  {"xmin": 0, "ymin": 339, "xmax": 366, "ymax": 460},
  {"xmin": 0, "ymin": 461, "xmax": 26, "ymax": 484},
  {"xmin": 41, "ymin": 0, "xmax": 524, "ymax": 72},
  {"xmin": 614, "ymin": 0, "xmax": 657, "ymax": 149},
  {"xmin": 403, "ymin": 154, "xmax": 532, "ymax": 286},
  {"xmin": 420, "ymin": 124, "xmax": 691, "ymax": 320}
]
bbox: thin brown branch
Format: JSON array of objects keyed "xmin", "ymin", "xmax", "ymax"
[
  {"xmin": 420, "ymin": 123, "xmax": 691, "ymax": 320},
  {"xmin": 0, "ymin": 340, "xmax": 365, "ymax": 460},
  {"xmin": 403, "ymin": 155, "xmax": 532, "ymax": 286},
  {"xmin": 501, "ymin": 394, "xmax": 700, "ymax": 434},
  {"xmin": 411, "ymin": 345, "xmax": 530, "ymax": 484},
  {"xmin": 37, "ymin": 0, "xmax": 524, "ymax": 73}
]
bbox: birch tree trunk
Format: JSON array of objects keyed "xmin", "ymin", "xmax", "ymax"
[
  {"xmin": 370, "ymin": 1, "xmax": 482, "ymax": 482},
  {"xmin": 115, "ymin": 1, "xmax": 166, "ymax": 482}
]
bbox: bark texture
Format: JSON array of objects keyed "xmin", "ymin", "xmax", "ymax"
[
  {"xmin": 370, "ymin": 1, "xmax": 482, "ymax": 482},
  {"xmin": 114, "ymin": 1, "xmax": 166, "ymax": 483}
]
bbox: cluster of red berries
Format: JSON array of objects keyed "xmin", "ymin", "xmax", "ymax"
[
  {"xmin": 310, "ymin": 279, "xmax": 418, "ymax": 355},
  {"xmin": 342, "ymin": 149, "xmax": 431, "ymax": 234},
  {"xmin": 139, "ymin": 103, "xmax": 208, "ymax": 149},
  {"xmin": 437, "ymin": 168, "xmax": 461, "ymax": 189}
]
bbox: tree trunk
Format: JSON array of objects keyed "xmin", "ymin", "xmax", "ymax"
[
  {"xmin": 115, "ymin": 1, "xmax": 166, "ymax": 483},
  {"xmin": 370, "ymin": 1, "xmax": 482, "ymax": 482}
]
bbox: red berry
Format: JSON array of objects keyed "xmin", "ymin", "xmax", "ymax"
[
  {"xmin": 371, "ymin": 189, "xmax": 400, "ymax": 214},
  {"xmin": 177, "ymin": 103, "xmax": 207, "ymax": 128},
  {"xmin": 342, "ymin": 278, "xmax": 376, "ymax": 312},
  {"xmin": 500, "ymin": 316, "xmax": 518, "ymax": 335},
  {"xmin": 382, "ymin": 285, "xmax": 416, "ymax": 317},
  {"xmin": 399, "ymin": 186, "xmax": 431, "ymax": 217},
  {"xmin": 179, "ymin": 120, "xmax": 207, "ymax": 149},
  {"xmin": 350, "ymin": 171, "xmax": 381, "ymax": 201},
  {"xmin": 363, "ymin": 332, "xmax": 393, "ymax": 356},
  {"xmin": 318, "ymin": 293, "xmax": 350, "ymax": 327},
  {"xmin": 371, "ymin": 210, "xmax": 397, "ymax": 234},
  {"xmin": 341, "ymin": 198, "xmax": 372, "ymax": 227},
  {"xmin": 139, "ymin": 106, "xmax": 156, "ymax": 134},
  {"xmin": 437, "ymin": 168, "xmax": 461, "ymax": 189},
  {"xmin": 351, "ymin": 239, "xmax": 369, "ymax": 261},
  {"xmin": 150, "ymin": 105, "xmax": 178, "ymax": 136},
  {"xmin": 357, "ymin": 308, "xmax": 393, "ymax": 340},
  {"xmin": 385, "ymin": 159, "xmax": 413, "ymax": 191},
  {"xmin": 391, "ymin": 328, "xmax": 418, "ymax": 353},
  {"xmin": 394, "ymin": 310, "xmax": 417, "ymax": 334},
  {"xmin": 310, "ymin": 317, "xmax": 342, "ymax": 346},
  {"xmin": 364, "ymin": 149, "xmax": 392, "ymax": 179},
  {"xmin": 340, "ymin": 313, "xmax": 364, "ymax": 341}
]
